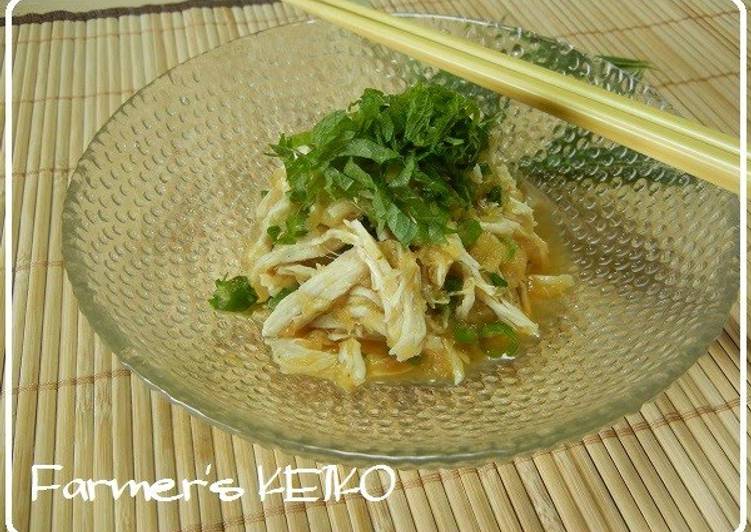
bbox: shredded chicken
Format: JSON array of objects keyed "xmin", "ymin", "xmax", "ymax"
[
  {"xmin": 240, "ymin": 160, "xmax": 569, "ymax": 389},
  {"xmin": 338, "ymin": 338, "xmax": 366, "ymax": 386},
  {"xmin": 262, "ymin": 248, "xmax": 368, "ymax": 337},
  {"xmin": 267, "ymin": 337, "xmax": 338, "ymax": 375},
  {"xmin": 311, "ymin": 294, "xmax": 387, "ymax": 339},
  {"xmin": 345, "ymin": 220, "xmax": 427, "ymax": 361}
]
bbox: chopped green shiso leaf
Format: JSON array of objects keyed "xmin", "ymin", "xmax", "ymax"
[
  {"xmin": 209, "ymin": 275, "xmax": 257, "ymax": 312},
  {"xmin": 486, "ymin": 185, "xmax": 502, "ymax": 204},
  {"xmin": 457, "ymin": 219, "xmax": 482, "ymax": 248},
  {"xmin": 269, "ymin": 82, "xmax": 496, "ymax": 246}
]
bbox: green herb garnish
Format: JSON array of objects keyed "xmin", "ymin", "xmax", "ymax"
[
  {"xmin": 267, "ymin": 284, "xmax": 299, "ymax": 309},
  {"xmin": 486, "ymin": 185, "xmax": 502, "ymax": 204},
  {"xmin": 443, "ymin": 275, "xmax": 463, "ymax": 293},
  {"xmin": 457, "ymin": 219, "xmax": 482, "ymax": 248},
  {"xmin": 501, "ymin": 237, "xmax": 517, "ymax": 262},
  {"xmin": 488, "ymin": 272, "xmax": 508, "ymax": 287},
  {"xmin": 479, "ymin": 322, "xmax": 519, "ymax": 358},
  {"xmin": 267, "ymin": 207, "xmax": 309, "ymax": 244},
  {"xmin": 269, "ymin": 82, "xmax": 495, "ymax": 246},
  {"xmin": 209, "ymin": 275, "xmax": 258, "ymax": 312}
]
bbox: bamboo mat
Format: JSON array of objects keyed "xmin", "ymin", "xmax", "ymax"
[{"xmin": 4, "ymin": 0, "xmax": 745, "ymax": 530}]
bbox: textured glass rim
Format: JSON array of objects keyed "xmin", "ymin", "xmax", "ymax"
[{"xmin": 62, "ymin": 13, "xmax": 740, "ymax": 467}]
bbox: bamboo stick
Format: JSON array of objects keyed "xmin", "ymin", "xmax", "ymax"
[
  {"xmin": 475, "ymin": 464, "xmax": 523, "ymax": 531},
  {"xmin": 452, "ymin": 468, "xmax": 500, "ymax": 531},
  {"xmin": 10, "ymin": 22, "xmax": 49, "ymax": 430},
  {"xmin": 221, "ymin": 6, "xmax": 241, "ymax": 41},
  {"xmin": 10, "ymin": 23, "xmax": 40, "ymax": 272},
  {"xmin": 150, "ymin": 395, "xmax": 181, "ymax": 532},
  {"xmin": 171, "ymin": 407, "xmax": 202, "ymax": 530},
  {"xmin": 416, "ymin": 469, "xmax": 459, "ymax": 531},
  {"xmin": 84, "ymin": 21, "xmax": 115, "ymax": 530},
  {"xmin": 230, "ymin": 5, "xmax": 251, "ymax": 38},
  {"xmin": 334, "ymin": 465, "xmax": 374, "ymax": 531},
  {"xmin": 627, "ymin": 409, "xmax": 730, "ymax": 528},
  {"xmin": 433, "ymin": 469, "xmax": 478, "ymax": 530},
  {"xmin": 290, "ymin": 456, "xmax": 332, "ymax": 532},
  {"xmin": 268, "ymin": 450, "xmax": 311, "ymax": 532},
  {"xmin": 548, "ymin": 447, "xmax": 611, "ymax": 530},
  {"xmin": 708, "ymin": 340, "xmax": 744, "ymax": 392},
  {"xmin": 494, "ymin": 462, "xmax": 545, "ymax": 531},
  {"xmin": 530, "ymin": 453, "xmax": 588, "ymax": 530},
  {"xmin": 189, "ymin": 420, "xmax": 223, "ymax": 530},
  {"xmin": 590, "ymin": 431, "xmax": 675, "ymax": 530},
  {"xmin": 666, "ymin": 381, "xmax": 740, "ymax": 471},
  {"xmin": 512, "ymin": 458, "xmax": 565, "ymax": 531},
  {"xmin": 650, "ymin": 395, "xmax": 739, "ymax": 509},
  {"xmin": 124, "ymin": 13, "xmax": 160, "ymax": 531},
  {"xmin": 254, "ymin": 445, "xmax": 289, "ymax": 531},
  {"xmin": 0, "ymin": 21, "xmax": 26, "ymax": 530},
  {"xmin": 27, "ymin": 19, "xmax": 68, "ymax": 532},
  {"xmin": 12, "ymin": 19, "xmax": 58, "ymax": 531},
  {"xmin": 355, "ymin": 465, "xmax": 396, "ymax": 531},
  {"xmin": 677, "ymin": 377, "xmax": 740, "ymax": 450},
  {"xmin": 696, "ymin": 356, "xmax": 743, "ymax": 420},
  {"xmin": 70, "ymin": 25, "xmax": 96, "ymax": 524},
  {"xmin": 201, "ymin": 6, "xmax": 222, "ymax": 52},
  {"xmin": 563, "ymin": 442, "xmax": 630, "ymax": 530},
  {"xmin": 211, "ymin": 429, "xmax": 246, "ymax": 531},
  {"xmin": 395, "ymin": 469, "xmax": 437, "ymax": 532},
  {"xmin": 375, "ymin": 467, "xmax": 415, "ymax": 532},
  {"xmin": 232, "ymin": 436, "xmax": 269, "ymax": 532},
  {"xmin": 686, "ymin": 364, "xmax": 744, "ymax": 441},
  {"xmin": 620, "ymin": 411, "xmax": 710, "ymax": 529}
]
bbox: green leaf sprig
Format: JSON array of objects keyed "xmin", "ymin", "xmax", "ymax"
[{"xmin": 269, "ymin": 82, "xmax": 495, "ymax": 247}]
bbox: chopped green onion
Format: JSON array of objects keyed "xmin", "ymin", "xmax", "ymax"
[
  {"xmin": 479, "ymin": 322, "xmax": 519, "ymax": 358},
  {"xmin": 453, "ymin": 324, "xmax": 478, "ymax": 344},
  {"xmin": 209, "ymin": 275, "xmax": 257, "ymax": 312},
  {"xmin": 267, "ymin": 225, "xmax": 282, "ymax": 241},
  {"xmin": 479, "ymin": 322, "xmax": 514, "ymax": 338}
]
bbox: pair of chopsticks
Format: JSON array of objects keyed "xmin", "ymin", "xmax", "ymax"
[{"xmin": 282, "ymin": 0, "xmax": 743, "ymax": 194}]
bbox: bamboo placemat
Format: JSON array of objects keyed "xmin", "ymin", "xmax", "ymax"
[{"xmin": 4, "ymin": 0, "xmax": 745, "ymax": 530}]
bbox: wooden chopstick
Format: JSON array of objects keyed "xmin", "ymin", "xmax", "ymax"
[{"xmin": 283, "ymin": 0, "xmax": 743, "ymax": 194}]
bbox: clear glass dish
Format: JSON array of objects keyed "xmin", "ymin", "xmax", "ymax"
[{"xmin": 62, "ymin": 15, "xmax": 739, "ymax": 466}]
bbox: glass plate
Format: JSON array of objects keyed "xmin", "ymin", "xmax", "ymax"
[{"xmin": 62, "ymin": 15, "xmax": 739, "ymax": 466}]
